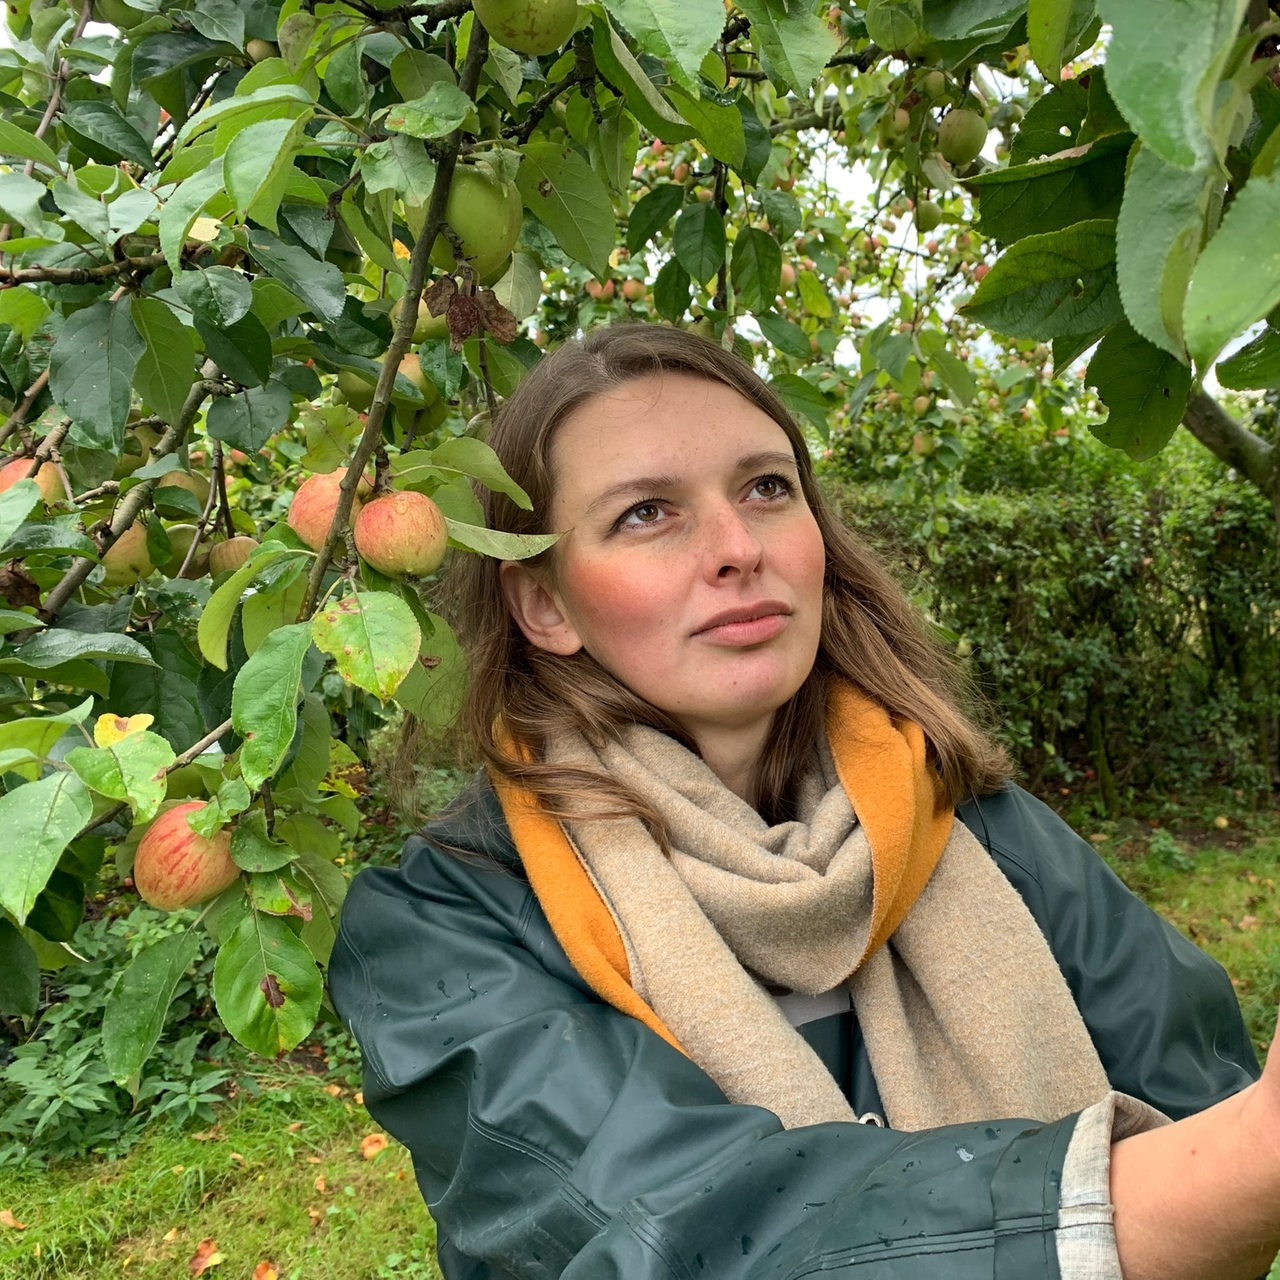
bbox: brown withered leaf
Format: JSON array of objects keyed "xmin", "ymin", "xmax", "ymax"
[
  {"xmin": 446, "ymin": 294, "xmax": 483, "ymax": 350},
  {"xmin": 360, "ymin": 1132, "xmax": 389, "ymax": 1160},
  {"xmin": 476, "ymin": 290, "xmax": 517, "ymax": 344},
  {"xmin": 423, "ymin": 275, "xmax": 457, "ymax": 318},
  {"xmin": 0, "ymin": 1209, "xmax": 28, "ymax": 1230},
  {"xmin": 188, "ymin": 1238, "xmax": 224, "ymax": 1275},
  {"xmin": 0, "ymin": 561, "xmax": 40, "ymax": 610}
]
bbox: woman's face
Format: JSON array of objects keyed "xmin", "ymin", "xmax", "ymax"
[{"xmin": 502, "ymin": 372, "xmax": 826, "ymax": 762}]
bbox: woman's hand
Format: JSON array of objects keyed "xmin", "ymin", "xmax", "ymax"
[{"xmin": 1111, "ymin": 1018, "xmax": 1280, "ymax": 1280}]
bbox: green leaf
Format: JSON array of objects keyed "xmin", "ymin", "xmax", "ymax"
[
  {"xmin": 864, "ymin": 0, "xmax": 922, "ymax": 50},
  {"xmin": 669, "ymin": 89, "xmax": 746, "ymax": 169},
  {"xmin": 361, "ymin": 135, "xmax": 437, "ymax": 203},
  {"xmin": 627, "ymin": 183, "xmax": 685, "ymax": 254},
  {"xmin": 291, "ymin": 851, "xmax": 348, "ymax": 965},
  {"xmin": 175, "ymin": 265, "xmax": 254, "ymax": 327},
  {"xmin": 737, "ymin": 0, "xmax": 838, "ymax": 92},
  {"xmin": 591, "ymin": 100, "xmax": 641, "ymax": 195},
  {"xmin": 0, "ymin": 481, "xmax": 42, "ymax": 551},
  {"xmin": 232, "ymin": 622, "xmax": 311, "ymax": 789},
  {"xmin": 213, "ymin": 910, "xmax": 323, "ymax": 1056},
  {"xmin": 0, "ymin": 117, "xmax": 62, "ymax": 173},
  {"xmin": 1184, "ymin": 170, "xmax": 1280, "ymax": 369},
  {"xmin": 0, "ymin": 172, "xmax": 60, "ymax": 238},
  {"xmin": 11, "ymin": 628, "xmax": 156, "ymax": 668},
  {"xmin": 390, "ymin": 609, "xmax": 465, "ymax": 730},
  {"xmin": 174, "ymin": 84, "xmax": 315, "ymax": 152},
  {"xmin": 0, "ymin": 772, "xmax": 94, "ymax": 924},
  {"xmin": 927, "ymin": 349, "xmax": 978, "ymax": 406},
  {"xmin": 672, "ymin": 202, "xmax": 726, "ymax": 284},
  {"xmin": 245, "ymin": 228, "xmax": 346, "ymax": 323},
  {"xmin": 759, "ymin": 189, "xmax": 801, "ymax": 242},
  {"xmin": 771, "ymin": 373, "xmax": 830, "ymax": 437},
  {"xmin": 407, "ymin": 437, "xmax": 532, "ymax": 509},
  {"xmin": 188, "ymin": 0, "xmax": 245, "ymax": 45},
  {"xmin": 0, "ymin": 698, "xmax": 90, "ymax": 782},
  {"xmin": 797, "ymin": 268, "xmax": 832, "ymax": 319},
  {"xmin": 102, "ymin": 930, "xmax": 201, "ymax": 1085},
  {"xmin": 968, "ymin": 142, "xmax": 1128, "ymax": 246},
  {"xmin": 598, "ymin": 0, "xmax": 726, "ymax": 93},
  {"xmin": 962, "ymin": 218, "xmax": 1122, "ymax": 340},
  {"xmin": 515, "ymin": 141, "xmax": 614, "ymax": 278},
  {"xmin": 200, "ymin": 545, "xmax": 297, "ymax": 670},
  {"xmin": 242, "ymin": 569, "xmax": 308, "ymax": 656},
  {"xmin": 131, "ymin": 296, "xmax": 197, "ymax": 424},
  {"xmin": 61, "ymin": 101, "xmax": 156, "ymax": 171},
  {"xmin": 385, "ymin": 82, "xmax": 476, "ymax": 139},
  {"xmin": 197, "ymin": 311, "xmax": 273, "ymax": 388},
  {"xmin": 206, "ymin": 381, "xmax": 293, "ymax": 454},
  {"xmin": 158, "ymin": 161, "xmax": 225, "ymax": 274},
  {"xmin": 653, "ymin": 257, "xmax": 691, "ymax": 323},
  {"xmin": 0, "ymin": 920, "xmax": 39, "ymax": 1018},
  {"xmin": 49, "ymin": 299, "xmax": 144, "ymax": 451},
  {"xmin": 66, "ymin": 730, "xmax": 176, "ymax": 822},
  {"xmin": 757, "ymin": 310, "xmax": 811, "ymax": 358},
  {"xmin": 591, "ymin": 17, "xmax": 697, "ymax": 142},
  {"xmin": 444, "ymin": 521, "xmax": 560, "ymax": 560},
  {"xmin": 310, "ymin": 591, "xmax": 420, "ymax": 702},
  {"xmin": 1115, "ymin": 144, "xmax": 1214, "ymax": 360},
  {"xmin": 109, "ymin": 631, "xmax": 206, "ymax": 754},
  {"xmin": 225, "ymin": 116, "xmax": 307, "ymax": 229},
  {"xmin": 1217, "ymin": 326, "xmax": 1280, "ymax": 389},
  {"xmin": 1086, "ymin": 321, "xmax": 1193, "ymax": 459},
  {"xmin": 231, "ymin": 808, "xmax": 297, "ymax": 873},
  {"xmin": 1027, "ymin": 0, "xmax": 1073, "ymax": 84},
  {"xmin": 1097, "ymin": 0, "xmax": 1247, "ymax": 169},
  {"xmin": 730, "ymin": 228, "xmax": 782, "ymax": 314}
]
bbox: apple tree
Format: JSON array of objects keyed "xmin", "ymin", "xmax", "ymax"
[{"xmin": 1, "ymin": 0, "xmax": 1278, "ymax": 1084}]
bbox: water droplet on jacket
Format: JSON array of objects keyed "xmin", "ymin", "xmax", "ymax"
[
  {"xmin": 437, "ymin": 979, "xmax": 450, "ymax": 997},
  {"xmin": 984, "ymin": 1127, "xmax": 999, "ymax": 1140},
  {"xmin": 740, "ymin": 1236, "xmax": 753, "ymax": 1255},
  {"xmin": 442, "ymin": 1037, "xmax": 454, "ymax": 1046},
  {"xmin": 955, "ymin": 1146, "xmax": 975, "ymax": 1162}
]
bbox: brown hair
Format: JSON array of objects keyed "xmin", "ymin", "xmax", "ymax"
[{"xmin": 445, "ymin": 323, "xmax": 1009, "ymax": 830}]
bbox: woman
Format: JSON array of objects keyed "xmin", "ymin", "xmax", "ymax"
[{"xmin": 330, "ymin": 324, "xmax": 1276, "ymax": 1280}]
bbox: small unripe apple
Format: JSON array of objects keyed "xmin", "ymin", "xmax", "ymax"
[
  {"xmin": 972, "ymin": 262, "xmax": 991, "ymax": 282},
  {"xmin": 287, "ymin": 468, "xmax": 369, "ymax": 551},
  {"xmin": 937, "ymin": 109, "xmax": 988, "ymax": 166},
  {"xmin": 100, "ymin": 522, "xmax": 154, "ymax": 588},
  {"xmin": 427, "ymin": 165, "xmax": 524, "ymax": 284},
  {"xmin": 921, "ymin": 69, "xmax": 947, "ymax": 100},
  {"xmin": 391, "ymin": 294, "xmax": 448, "ymax": 343},
  {"xmin": 208, "ymin": 535, "xmax": 259, "ymax": 576},
  {"xmin": 912, "ymin": 394, "xmax": 932, "ymax": 415},
  {"xmin": 621, "ymin": 278, "xmax": 647, "ymax": 302},
  {"xmin": 335, "ymin": 367, "xmax": 377, "ymax": 413},
  {"xmin": 245, "ymin": 37, "xmax": 278, "ymax": 62},
  {"xmin": 472, "ymin": 0, "xmax": 578, "ymax": 55},
  {"xmin": 779, "ymin": 262, "xmax": 797, "ymax": 288},
  {"xmin": 354, "ymin": 490, "xmax": 448, "ymax": 578},
  {"xmin": 0, "ymin": 455, "xmax": 61, "ymax": 504},
  {"xmin": 134, "ymin": 801, "xmax": 239, "ymax": 912},
  {"xmin": 915, "ymin": 199, "xmax": 943, "ymax": 232}
]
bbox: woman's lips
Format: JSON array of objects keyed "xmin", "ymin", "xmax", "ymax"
[{"xmin": 694, "ymin": 606, "xmax": 790, "ymax": 645}]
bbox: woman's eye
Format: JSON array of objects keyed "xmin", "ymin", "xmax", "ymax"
[
  {"xmin": 752, "ymin": 474, "xmax": 792, "ymax": 500},
  {"xmin": 619, "ymin": 501, "xmax": 664, "ymax": 528}
]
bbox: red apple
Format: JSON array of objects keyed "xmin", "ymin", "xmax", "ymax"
[
  {"xmin": 133, "ymin": 801, "xmax": 239, "ymax": 911},
  {"xmin": 0, "ymin": 455, "xmax": 61, "ymax": 504},
  {"xmin": 287, "ymin": 468, "xmax": 369, "ymax": 551},
  {"xmin": 354, "ymin": 490, "xmax": 449, "ymax": 578}
]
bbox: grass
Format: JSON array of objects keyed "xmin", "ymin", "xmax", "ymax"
[
  {"xmin": 0, "ymin": 1067, "xmax": 441, "ymax": 1280},
  {"xmin": 2, "ymin": 791, "xmax": 1278, "ymax": 1278}
]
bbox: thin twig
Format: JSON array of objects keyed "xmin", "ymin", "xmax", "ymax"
[
  {"xmin": 0, "ymin": 254, "xmax": 167, "ymax": 287},
  {"xmin": 298, "ymin": 25, "xmax": 493, "ymax": 619},
  {"xmin": 0, "ymin": 370, "xmax": 50, "ymax": 449}
]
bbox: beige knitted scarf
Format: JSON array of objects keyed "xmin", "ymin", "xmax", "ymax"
[{"xmin": 494, "ymin": 685, "xmax": 1110, "ymax": 1131}]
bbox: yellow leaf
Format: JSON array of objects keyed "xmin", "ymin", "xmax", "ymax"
[
  {"xmin": 0, "ymin": 1209, "xmax": 28, "ymax": 1229},
  {"xmin": 251, "ymin": 1263, "xmax": 279, "ymax": 1280},
  {"xmin": 93, "ymin": 712, "xmax": 154, "ymax": 746}
]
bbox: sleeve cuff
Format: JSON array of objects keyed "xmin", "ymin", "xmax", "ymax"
[{"xmin": 1055, "ymin": 1092, "xmax": 1171, "ymax": 1280}]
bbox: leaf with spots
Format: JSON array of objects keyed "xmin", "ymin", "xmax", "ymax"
[
  {"xmin": 310, "ymin": 591, "xmax": 420, "ymax": 703},
  {"xmin": 212, "ymin": 909, "xmax": 322, "ymax": 1057}
]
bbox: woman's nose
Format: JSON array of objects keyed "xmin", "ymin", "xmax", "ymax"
[{"xmin": 703, "ymin": 504, "xmax": 764, "ymax": 579}]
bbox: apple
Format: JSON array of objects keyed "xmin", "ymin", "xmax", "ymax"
[
  {"xmin": 155, "ymin": 469, "xmax": 211, "ymax": 510},
  {"xmin": 396, "ymin": 353, "xmax": 439, "ymax": 405},
  {"xmin": 161, "ymin": 524, "xmax": 210, "ymax": 579},
  {"xmin": 912, "ymin": 394, "xmax": 932, "ymax": 415},
  {"xmin": 208, "ymin": 535, "xmax": 259, "ymax": 576},
  {"xmin": 973, "ymin": 262, "xmax": 991, "ymax": 282},
  {"xmin": 100, "ymin": 523, "xmax": 154, "ymax": 588},
  {"xmin": 921, "ymin": 70, "xmax": 948, "ymax": 100},
  {"xmin": 287, "ymin": 467, "xmax": 369, "ymax": 551},
  {"xmin": 245, "ymin": 37, "xmax": 278, "ymax": 62},
  {"xmin": 472, "ymin": 0, "xmax": 578, "ymax": 55},
  {"xmin": 335, "ymin": 366, "xmax": 377, "ymax": 412},
  {"xmin": 621, "ymin": 278, "xmax": 647, "ymax": 302},
  {"xmin": 0, "ymin": 455, "xmax": 61, "ymax": 504},
  {"xmin": 914, "ymin": 199, "xmax": 943, "ymax": 232},
  {"xmin": 133, "ymin": 801, "xmax": 239, "ymax": 911},
  {"xmin": 428, "ymin": 165, "xmax": 524, "ymax": 284},
  {"xmin": 391, "ymin": 294, "xmax": 448, "ymax": 343},
  {"xmin": 937, "ymin": 109, "xmax": 988, "ymax": 166},
  {"xmin": 354, "ymin": 490, "xmax": 449, "ymax": 578}
]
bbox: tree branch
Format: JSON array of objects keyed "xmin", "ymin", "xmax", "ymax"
[
  {"xmin": 298, "ymin": 25, "xmax": 492, "ymax": 620},
  {"xmin": 0, "ymin": 254, "xmax": 167, "ymax": 287},
  {"xmin": 1181, "ymin": 390, "xmax": 1279, "ymax": 500},
  {"xmin": 0, "ymin": 369, "xmax": 50, "ymax": 448}
]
